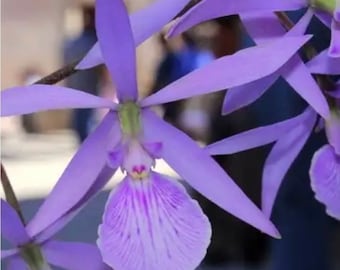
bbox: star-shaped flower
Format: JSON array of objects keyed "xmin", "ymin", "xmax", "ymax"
[{"xmin": 1, "ymin": 0, "xmax": 314, "ymax": 268}]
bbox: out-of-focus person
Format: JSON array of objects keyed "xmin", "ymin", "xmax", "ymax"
[
  {"xmin": 265, "ymin": 11, "xmax": 336, "ymax": 270},
  {"xmin": 63, "ymin": 5, "xmax": 100, "ymax": 143},
  {"xmin": 151, "ymin": 32, "xmax": 213, "ymax": 129},
  {"xmin": 193, "ymin": 16, "xmax": 271, "ymax": 267}
]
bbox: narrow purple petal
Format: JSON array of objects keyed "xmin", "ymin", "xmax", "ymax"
[
  {"xmin": 142, "ymin": 109, "xmax": 280, "ymax": 238},
  {"xmin": 4, "ymin": 256, "xmax": 27, "ymax": 270},
  {"xmin": 328, "ymin": 20, "xmax": 340, "ymax": 57},
  {"xmin": 310, "ymin": 145, "xmax": 340, "ymax": 220},
  {"xmin": 288, "ymin": 8, "xmax": 314, "ymax": 35},
  {"xmin": 314, "ymin": 9, "xmax": 333, "ymax": 28},
  {"xmin": 77, "ymin": 0, "xmax": 191, "ymax": 70},
  {"xmin": 206, "ymin": 108, "xmax": 313, "ymax": 155},
  {"xmin": 1, "ymin": 249, "xmax": 18, "ymax": 260},
  {"xmin": 262, "ymin": 109, "xmax": 317, "ymax": 216},
  {"xmin": 129, "ymin": 0, "xmax": 190, "ymax": 43},
  {"xmin": 76, "ymin": 43, "xmax": 102, "ymax": 70},
  {"xmin": 168, "ymin": 0, "xmax": 306, "ymax": 37},
  {"xmin": 240, "ymin": 12, "xmax": 287, "ymax": 43},
  {"xmin": 282, "ymin": 55, "xmax": 330, "ymax": 119},
  {"xmin": 35, "ymin": 165, "xmax": 117, "ymax": 243},
  {"xmin": 241, "ymin": 12, "xmax": 330, "ymax": 119},
  {"xmin": 222, "ymin": 71, "xmax": 279, "ymax": 115},
  {"xmin": 307, "ymin": 49, "xmax": 340, "ymax": 74},
  {"xmin": 141, "ymin": 35, "xmax": 312, "ymax": 107},
  {"xmin": 43, "ymin": 240, "xmax": 109, "ymax": 270},
  {"xmin": 240, "ymin": 9, "xmax": 312, "ymax": 43},
  {"xmin": 98, "ymin": 173, "xmax": 211, "ymax": 270},
  {"xmin": 26, "ymin": 112, "xmax": 121, "ymax": 238},
  {"xmin": 142, "ymin": 142, "xmax": 163, "ymax": 159},
  {"xmin": 1, "ymin": 85, "xmax": 115, "ymax": 117},
  {"xmin": 96, "ymin": 0, "xmax": 137, "ymax": 102},
  {"xmin": 221, "ymin": 13, "xmax": 286, "ymax": 114},
  {"xmin": 1, "ymin": 200, "xmax": 30, "ymax": 246}
]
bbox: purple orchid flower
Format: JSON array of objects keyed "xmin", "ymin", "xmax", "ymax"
[
  {"xmin": 168, "ymin": 2, "xmax": 333, "ymax": 119},
  {"xmin": 169, "ymin": 0, "xmax": 338, "ymax": 219},
  {"xmin": 1, "ymin": 0, "xmax": 314, "ymax": 268},
  {"xmin": 168, "ymin": 0, "xmax": 340, "ymax": 57},
  {"xmin": 222, "ymin": 10, "xmax": 330, "ymax": 119},
  {"xmin": 206, "ymin": 107, "xmax": 318, "ymax": 217},
  {"xmin": 206, "ymin": 101, "xmax": 339, "ymax": 221},
  {"xmin": 1, "ymin": 199, "xmax": 109, "ymax": 270},
  {"xmin": 77, "ymin": 0, "xmax": 192, "ymax": 69}
]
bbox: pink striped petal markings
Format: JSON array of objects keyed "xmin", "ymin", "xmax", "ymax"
[{"xmin": 99, "ymin": 171, "xmax": 211, "ymax": 270}]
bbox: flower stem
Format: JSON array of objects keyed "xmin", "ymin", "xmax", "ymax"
[
  {"xmin": 20, "ymin": 243, "xmax": 52, "ymax": 270},
  {"xmin": 0, "ymin": 163, "xmax": 25, "ymax": 224}
]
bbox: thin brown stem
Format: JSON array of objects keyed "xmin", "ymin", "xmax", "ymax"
[
  {"xmin": 275, "ymin": 12, "xmax": 295, "ymax": 30},
  {"xmin": 33, "ymin": 60, "xmax": 79, "ymax": 85},
  {"xmin": 1, "ymin": 163, "xmax": 26, "ymax": 224}
]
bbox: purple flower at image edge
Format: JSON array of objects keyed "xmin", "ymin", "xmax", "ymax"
[
  {"xmin": 221, "ymin": 9, "xmax": 330, "ymax": 119},
  {"xmin": 206, "ymin": 107, "xmax": 318, "ymax": 217},
  {"xmin": 1, "ymin": 198, "xmax": 110, "ymax": 270},
  {"xmin": 206, "ymin": 105, "xmax": 340, "ymax": 220},
  {"xmin": 168, "ymin": 0, "xmax": 340, "ymax": 57},
  {"xmin": 310, "ymin": 111, "xmax": 340, "ymax": 220},
  {"xmin": 167, "ymin": 0, "xmax": 339, "ymax": 220},
  {"xmin": 1, "ymin": 0, "xmax": 315, "ymax": 269}
]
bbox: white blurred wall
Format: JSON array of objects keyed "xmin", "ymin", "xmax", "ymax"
[{"xmin": 1, "ymin": 0, "xmax": 161, "ymax": 132}]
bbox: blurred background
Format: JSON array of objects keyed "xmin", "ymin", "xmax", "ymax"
[{"xmin": 1, "ymin": 0, "xmax": 339, "ymax": 269}]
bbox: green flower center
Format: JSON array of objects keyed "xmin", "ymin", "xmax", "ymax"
[
  {"xmin": 118, "ymin": 101, "xmax": 141, "ymax": 137},
  {"xmin": 310, "ymin": 0, "xmax": 336, "ymax": 13}
]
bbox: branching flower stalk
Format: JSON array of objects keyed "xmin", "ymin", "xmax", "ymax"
[{"xmin": 0, "ymin": 163, "xmax": 25, "ymax": 224}]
